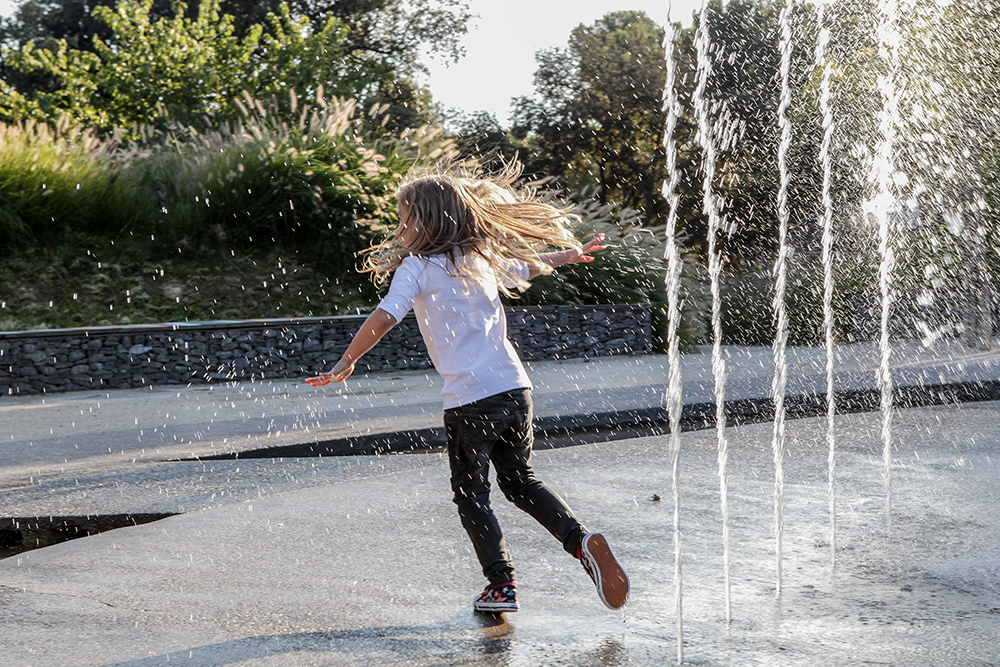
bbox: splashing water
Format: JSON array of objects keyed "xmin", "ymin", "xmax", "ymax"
[
  {"xmin": 772, "ymin": 0, "xmax": 795, "ymax": 596},
  {"xmin": 815, "ymin": 2, "xmax": 838, "ymax": 567},
  {"xmin": 960, "ymin": 128, "xmax": 994, "ymax": 352},
  {"xmin": 653, "ymin": 0, "xmax": 999, "ymax": 655},
  {"xmin": 661, "ymin": 1, "xmax": 685, "ymax": 661},
  {"xmin": 693, "ymin": 0, "xmax": 732, "ymax": 625}
]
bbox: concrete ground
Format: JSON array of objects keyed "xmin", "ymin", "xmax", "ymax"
[{"xmin": 2, "ymin": 340, "xmax": 1000, "ymax": 666}]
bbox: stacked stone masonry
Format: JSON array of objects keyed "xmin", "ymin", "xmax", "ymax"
[{"xmin": 0, "ymin": 305, "xmax": 651, "ymax": 396}]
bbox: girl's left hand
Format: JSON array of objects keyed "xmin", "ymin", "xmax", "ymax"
[
  {"xmin": 533, "ymin": 234, "xmax": 608, "ymax": 278},
  {"xmin": 572, "ymin": 233, "xmax": 607, "ymax": 263}
]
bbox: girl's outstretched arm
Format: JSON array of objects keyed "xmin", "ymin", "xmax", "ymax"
[
  {"xmin": 529, "ymin": 233, "xmax": 607, "ymax": 279},
  {"xmin": 305, "ymin": 308, "xmax": 398, "ymax": 386}
]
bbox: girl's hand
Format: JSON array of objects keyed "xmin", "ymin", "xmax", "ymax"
[
  {"xmin": 305, "ymin": 372, "xmax": 336, "ymax": 387},
  {"xmin": 570, "ymin": 233, "xmax": 607, "ymax": 264},
  {"xmin": 531, "ymin": 234, "xmax": 608, "ymax": 278},
  {"xmin": 305, "ymin": 361, "xmax": 355, "ymax": 386}
]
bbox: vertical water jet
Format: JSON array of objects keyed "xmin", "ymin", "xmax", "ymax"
[
  {"xmin": 773, "ymin": 0, "xmax": 795, "ymax": 596},
  {"xmin": 693, "ymin": 0, "xmax": 732, "ymax": 625},
  {"xmin": 661, "ymin": 1, "xmax": 685, "ymax": 661},
  {"xmin": 871, "ymin": 0, "xmax": 901, "ymax": 536},
  {"xmin": 815, "ymin": 2, "xmax": 838, "ymax": 567}
]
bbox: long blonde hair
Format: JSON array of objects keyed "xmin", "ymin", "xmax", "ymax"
[{"xmin": 362, "ymin": 161, "xmax": 581, "ymax": 294}]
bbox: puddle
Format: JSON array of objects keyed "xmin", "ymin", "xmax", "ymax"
[{"xmin": 0, "ymin": 514, "xmax": 176, "ymax": 559}]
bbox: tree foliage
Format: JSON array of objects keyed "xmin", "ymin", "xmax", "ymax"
[
  {"xmin": 225, "ymin": 0, "xmax": 476, "ymax": 132},
  {"xmin": 445, "ymin": 109, "xmax": 519, "ymax": 171},
  {"xmin": 511, "ymin": 3, "xmax": 798, "ymax": 259},
  {"xmin": 0, "ymin": 0, "xmax": 381, "ymax": 130},
  {"xmin": 511, "ymin": 11, "xmax": 667, "ymax": 223},
  {"xmin": 0, "ymin": 0, "xmax": 472, "ymax": 132}
]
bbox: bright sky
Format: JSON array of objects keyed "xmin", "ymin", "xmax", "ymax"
[
  {"xmin": 0, "ymin": 0, "xmax": 702, "ymax": 126},
  {"xmin": 422, "ymin": 0, "xmax": 701, "ymax": 125}
]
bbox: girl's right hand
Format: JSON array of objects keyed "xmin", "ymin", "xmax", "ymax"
[{"xmin": 305, "ymin": 361, "xmax": 355, "ymax": 386}]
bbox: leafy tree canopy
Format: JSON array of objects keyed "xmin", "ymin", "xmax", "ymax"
[
  {"xmin": 511, "ymin": 10, "xmax": 667, "ymax": 221},
  {"xmin": 0, "ymin": 1, "xmax": 344, "ymax": 129},
  {"xmin": 508, "ymin": 1, "xmax": 825, "ymax": 263},
  {"xmin": 0, "ymin": 0, "xmax": 472, "ymax": 131}
]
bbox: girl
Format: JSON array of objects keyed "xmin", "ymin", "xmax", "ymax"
[{"xmin": 306, "ymin": 163, "xmax": 629, "ymax": 613}]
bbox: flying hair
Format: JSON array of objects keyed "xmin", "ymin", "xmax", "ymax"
[{"xmin": 362, "ymin": 160, "xmax": 582, "ymax": 295}]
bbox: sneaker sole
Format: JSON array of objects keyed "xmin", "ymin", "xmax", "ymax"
[
  {"xmin": 582, "ymin": 533, "xmax": 629, "ymax": 609},
  {"xmin": 473, "ymin": 601, "xmax": 519, "ymax": 613}
]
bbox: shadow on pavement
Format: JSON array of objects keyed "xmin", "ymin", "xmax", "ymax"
[
  {"xmin": 96, "ymin": 614, "xmax": 516, "ymax": 667},
  {"xmin": 188, "ymin": 379, "xmax": 1000, "ymax": 459}
]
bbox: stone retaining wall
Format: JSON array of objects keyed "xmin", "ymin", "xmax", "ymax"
[{"xmin": 0, "ymin": 304, "xmax": 651, "ymax": 396}]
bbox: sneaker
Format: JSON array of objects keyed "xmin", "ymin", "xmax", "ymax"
[
  {"xmin": 579, "ymin": 533, "xmax": 629, "ymax": 609},
  {"xmin": 473, "ymin": 581, "xmax": 519, "ymax": 613}
]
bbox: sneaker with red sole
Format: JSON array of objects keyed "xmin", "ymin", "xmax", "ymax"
[{"xmin": 580, "ymin": 533, "xmax": 629, "ymax": 609}]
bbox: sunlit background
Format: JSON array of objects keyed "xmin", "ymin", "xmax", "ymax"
[
  {"xmin": 416, "ymin": 0, "xmax": 700, "ymax": 124},
  {"xmin": 0, "ymin": 0, "xmax": 701, "ymax": 124}
]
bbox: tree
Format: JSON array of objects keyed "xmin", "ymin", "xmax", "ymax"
[
  {"xmin": 229, "ymin": 0, "xmax": 475, "ymax": 131},
  {"xmin": 0, "ymin": 0, "xmax": 472, "ymax": 131},
  {"xmin": 288, "ymin": 0, "xmax": 471, "ymax": 74},
  {"xmin": 445, "ymin": 109, "xmax": 519, "ymax": 170},
  {"xmin": 896, "ymin": 0, "xmax": 999, "ymax": 347},
  {"xmin": 0, "ymin": 0, "xmax": 372, "ymax": 130},
  {"xmin": 678, "ymin": 0, "xmax": 822, "ymax": 263},
  {"xmin": 249, "ymin": 4, "xmax": 382, "ymax": 116},
  {"xmin": 1, "ymin": 0, "xmax": 122, "ymax": 51},
  {"xmin": 2, "ymin": 0, "xmax": 472, "ymax": 66},
  {"xmin": 509, "ymin": 2, "xmax": 802, "ymax": 248},
  {"xmin": 511, "ymin": 10, "xmax": 667, "ymax": 223}
]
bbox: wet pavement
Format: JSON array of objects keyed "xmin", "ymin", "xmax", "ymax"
[{"xmin": 2, "ymin": 340, "xmax": 1000, "ymax": 666}]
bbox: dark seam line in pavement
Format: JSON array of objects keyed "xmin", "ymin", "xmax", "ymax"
[
  {"xmin": 180, "ymin": 379, "xmax": 1000, "ymax": 460},
  {"xmin": 0, "ymin": 514, "xmax": 178, "ymax": 560}
]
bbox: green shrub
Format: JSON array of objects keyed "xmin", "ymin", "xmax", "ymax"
[
  {"xmin": 125, "ymin": 92, "xmax": 454, "ymax": 295},
  {"xmin": 515, "ymin": 198, "xmax": 661, "ymax": 306},
  {"xmin": 0, "ymin": 93, "xmax": 459, "ymax": 330},
  {"xmin": 978, "ymin": 145, "xmax": 1000, "ymax": 286},
  {"xmin": 131, "ymin": 93, "xmax": 397, "ymax": 263},
  {"xmin": 0, "ymin": 117, "xmax": 148, "ymax": 249}
]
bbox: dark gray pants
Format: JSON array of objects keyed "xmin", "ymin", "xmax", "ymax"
[{"xmin": 444, "ymin": 388, "xmax": 586, "ymax": 585}]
